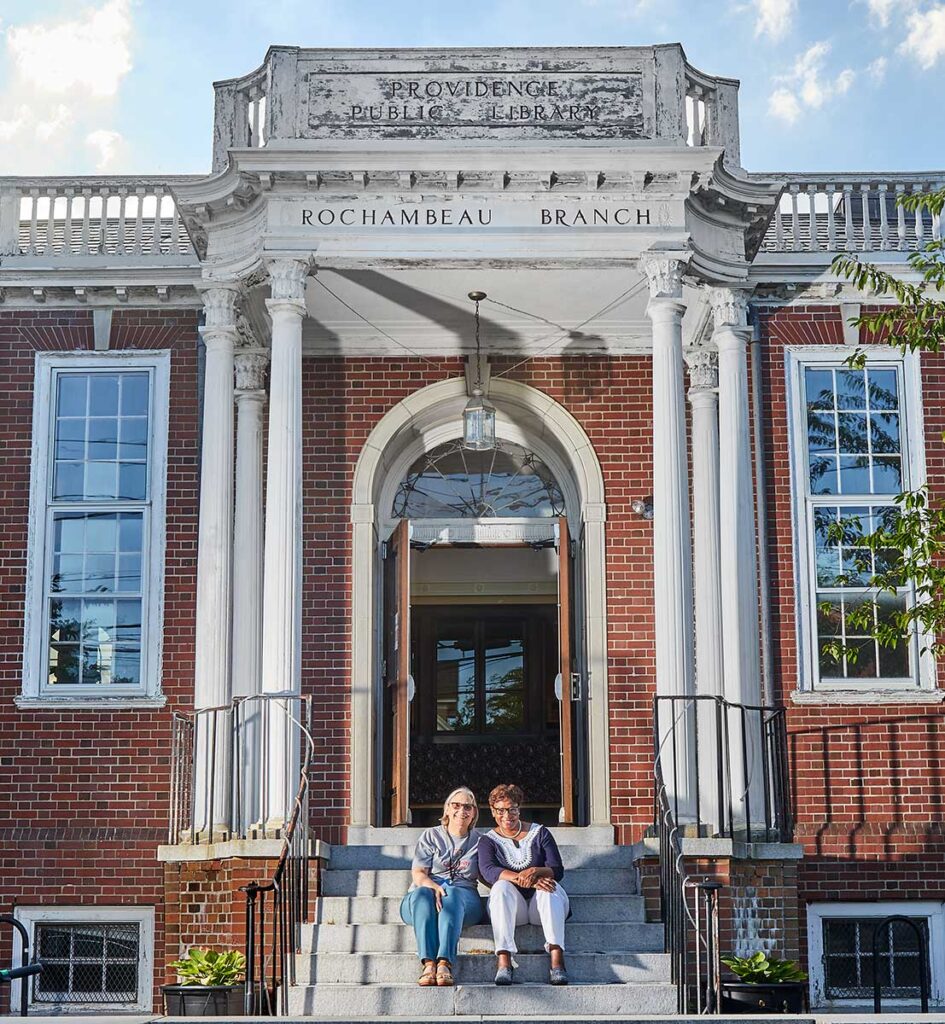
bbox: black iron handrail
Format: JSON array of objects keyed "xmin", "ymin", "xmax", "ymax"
[
  {"xmin": 653, "ymin": 694, "xmax": 793, "ymax": 1013},
  {"xmin": 241, "ymin": 701, "xmax": 314, "ymax": 1016},
  {"xmin": 169, "ymin": 693, "xmax": 310, "ymax": 843},
  {"xmin": 872, "ymin": 915, "xmax": 930, "ymax": 1014},
  {"xmin": 0, "ymin": 916, "xmax": 37, "ymax": 1017}
]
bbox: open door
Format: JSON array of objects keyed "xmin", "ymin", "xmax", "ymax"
[
  {"xmin": 556, "ymin": 516, "xmax": 576, "ymax": 824},
  {"xmin": 384, "ymin": 519, "xmax": 413, "ymax": 825}
]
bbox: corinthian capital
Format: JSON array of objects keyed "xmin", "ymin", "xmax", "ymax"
[
  {"xmin": 685, "ymin": 347, "xmax": 719, "ymax": 390},
  {"xmin": 234, "ymin": 349, "xmax": 270, "ymax": 393},
  {"xmin": 641, "ymin": 254, "xmax": 687, "ymax": 299},
  {"xmin": 267, "ymin": 257, "xmax": 312, "ymax": 306},
  {"xmin": 708, "ymin": 287, "xmax": 750, "ymax": 329},
  {"xmin": 199, "ymin": 283, "xmax": 242, "ymax": 331}
]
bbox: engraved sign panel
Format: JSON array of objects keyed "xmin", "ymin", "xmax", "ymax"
[{"xmin": 304, "ymin": 71, "xmax": 647, "ymax": 139}]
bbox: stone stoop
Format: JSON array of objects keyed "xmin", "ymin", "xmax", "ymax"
[{"xmin": 290, "ymin": 834, "xmax": 677, "ymax": 1018}]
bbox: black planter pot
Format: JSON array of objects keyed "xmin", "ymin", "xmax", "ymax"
[
  {"xmin": 162, "ymin": 984, "xmax": 245, "ymax": 1016},
  {"xmin": 721, "ymin": 981, "xmax": 807, "ymax": 1014}
]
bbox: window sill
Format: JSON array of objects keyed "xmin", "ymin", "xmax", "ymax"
[
  {"xmin": 791, "ymin": 688, "xmax": 945, "ymax": 705},
  {"xmin": 14, "ymin": 694, "xmax": 167, "ymax": 710}
]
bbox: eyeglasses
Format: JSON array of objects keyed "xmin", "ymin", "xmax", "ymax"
[
  {"xmin": 449, "ymin": 801, "xmax": 474, "ymax": 811},
  {"xmin": 491, "ymin": 805, "xmax": 520, "ymax": 816}
]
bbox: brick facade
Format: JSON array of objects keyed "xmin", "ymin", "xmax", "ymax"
[{"xmin": 0, "ymin": 303, "xmax": 942, "ymax": 1001}]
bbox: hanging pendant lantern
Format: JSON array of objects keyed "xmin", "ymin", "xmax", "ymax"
[{"xmin": 463, "ymin": 290, "xmax": 496, "ymax": 450}]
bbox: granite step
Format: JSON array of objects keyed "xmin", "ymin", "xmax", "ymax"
[
  {"xmin": 302, "ymin": 922, "xmax": 664, "ymax": 954},
  {"xmin": 295, "ymin": 950, "xmax": 670, "ymax": 985},
  {"xmin": 321, "ymin": 867, "xmax": 636, "ymax": 897},
  {"xmin": 315, "ymin": 893, "xmax": 645, "ymax": 925},
  {"xmin": 287, "ymin": 981, "xmax": 678, "ymax": 1016},
  {"xmin": 328, "ymin": 843, "xmax": 635, "ymax": 871}
]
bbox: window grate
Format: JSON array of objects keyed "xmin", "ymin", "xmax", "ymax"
[
  {"xmin": 33, "ymin": 922, "xmax": 140, "ymax": 1005},
  {"xmin": 823, "ymin": 917, "xmax": 929, "ymax": 1000}
]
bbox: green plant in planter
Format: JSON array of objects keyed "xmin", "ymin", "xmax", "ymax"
[
  {"xmin": 721, "ymin": 952, "xmax": 807, "ymax": 984},
  {"xmin": 169, "ymin": 948, "xmax": 246, "ymax": 986}
]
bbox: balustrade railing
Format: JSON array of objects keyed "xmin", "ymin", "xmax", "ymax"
[
  {"xmin": 653, "ymin": 695, "xmax": 793, "ymax": 1013},
  {"xmin": 0, "ymin": 177, "xmax": 198, "ymax": 261},
  {"xmin": 755, "ymin": 173, "xmax": 945, "ymax": 255},
  {"xmin": 684, "ymin": 64, "xmax": 741, "ymax": 166}
]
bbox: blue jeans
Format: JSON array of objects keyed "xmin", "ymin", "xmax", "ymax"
[{"xmin": 399, "ymin": 884, "xmax": 484, "ymax": 964}]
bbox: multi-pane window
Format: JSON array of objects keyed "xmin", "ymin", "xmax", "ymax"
[
  {"xmin": 47, "ymin": 372, "xmax": 149, "ymax": 691},
  {"xmin": 33, "ymin": 922, "xmax": 140, "ymax": 1006},
  {"xmin": 800, "ymin": 362, "xmax": 917, "ymax": 685},
  {"xmin": 822, "ymin": 917, "xmax": 929, "ymax": 1001},
  {"xmin": 24, "ymin": 354, "xmax": 168, "ymax": 702}
]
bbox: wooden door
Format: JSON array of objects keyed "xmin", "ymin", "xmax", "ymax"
[
  {"xmin": 384, "ymin": 519, "xmax": 412, "ymax": 825},
  {"xmin": 556, "ymin": 516, "xmax": 576, "ymax": 824}
]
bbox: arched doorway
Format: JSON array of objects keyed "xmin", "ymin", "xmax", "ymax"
[{"xmin": 349, "ymin": 377, "xmax": 611, "ymax": 831}]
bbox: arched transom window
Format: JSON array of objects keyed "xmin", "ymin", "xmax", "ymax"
[{"xmin": 392, "ymin": 439, "xmax": 566, "ymax": 519}]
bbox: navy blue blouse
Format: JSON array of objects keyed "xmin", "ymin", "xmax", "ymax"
[{"xmin": 478, "ymin": 823, "xmax": 564, "ymax": 899}]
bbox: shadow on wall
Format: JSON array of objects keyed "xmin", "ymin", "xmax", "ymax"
[{"xmin": 789, "ymin": 712, "xmax": 945, "ymax": 859}]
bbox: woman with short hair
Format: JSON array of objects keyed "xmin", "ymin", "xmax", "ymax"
[
  {"xmin": 478, "ymin": 783, "xmax": 569, "ymax": 986},
  {"xmin": 399, "ymin": 787, "xmax": 483, "ymax": 987}
]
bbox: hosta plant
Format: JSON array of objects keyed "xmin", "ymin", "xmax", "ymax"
[
  {"xmin": 169, "ymin": 948, "xmax": 246, "ymax": 986},
  {"xmin": 721, "ymin": 952, "xmax": 807, "ymax": 984}
]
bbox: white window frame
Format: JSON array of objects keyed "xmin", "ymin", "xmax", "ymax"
[
  {"xmin": 19, "ymin": 351, "xmax": 169, "ymax": 708},
  {"xmin": 11, "ymin": 905, "xmax": 155, "ymax": 1013},
  {"xmin": 786, "ymin": 346, "xmax": 936, "ymax": 697},
  {"xmin": 807, "ymin": 900, "xmax": 945, "ymax": 1009}
]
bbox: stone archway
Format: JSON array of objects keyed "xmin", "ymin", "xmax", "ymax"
[{"xmin": 349, "ymin": 376, "xmax": 610, "ymax": 829}]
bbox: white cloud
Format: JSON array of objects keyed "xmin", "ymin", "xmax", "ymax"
[
  {"xmin": 768, "ymin": 41, "xmax": 857, "ymax": 123},
  {"xmin": 899, "ymin": 4, "xmax": 945, "ymax": 67},
  {"xmin": 867, "ymin": 55, "xmax": 889, "ymax": 80},
  {"xmin": 35, "ymin": 104, "xmax": 74, "ymax": 142},
  {"xmin": 6, "ymin": 0, "xmax": 133, "ymax": 98},
  {"xmin": 767, "ymin": 87, "xmax": 802, "ymax": 124},
  {"xmin": 753, "ymin": 0, "xmax": 797, "ymax": 39},
  {"xmin": 86, "ymin": 129, "xmax": 126, "ymax": 172},
  {"xmin": 0, "ymin": 1, "xmax": 134, "ymax": 173}
]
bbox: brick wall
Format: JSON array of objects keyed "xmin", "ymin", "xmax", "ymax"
[
  {"xmin": 757, "ymin": 304, "xmax": 945, "ymax": 958},
  {"xmin": 300, "ymin": 354, "xmax": 657, "ymax": 846},
  {"xmin": 0, "ymin": 308, "xmax": 200, "ymax": 1010}
]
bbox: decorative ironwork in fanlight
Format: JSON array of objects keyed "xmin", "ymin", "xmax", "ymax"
[{"xmin": 392, "ymin": 439, "xmax": 566, "ymax": 519}]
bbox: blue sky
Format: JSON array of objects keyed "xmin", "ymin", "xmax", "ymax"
[{"xmin": 0, "ymin": 0, "xmax": 942, "ymax": 175}]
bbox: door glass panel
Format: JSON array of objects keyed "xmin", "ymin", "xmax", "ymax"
[
  {"xmin": 484, "ymin": 622, "xmax": 525, "ymax": 732},
  {"xmin": 435, "ymin": 624, "xmax": 476, "ymax": 733}
]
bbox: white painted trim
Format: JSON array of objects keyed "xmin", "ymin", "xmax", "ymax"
[
  {"xmin": 785, "ymin": 346, "xmax": 934, "ymax": 694},
  {"xmin": 11, "ymin": 905, "xmax": 156, "ymax": 1013},
  {"xmin": 806, "ymin": 900, "xmax": 945, "ymax": 1009},
  {"xmin": 348, "ymin": 375, "xmax": 611, "ymax": 827},
  {"xmin": 22, "ymin": 351, "xmax": 170, "ymax": 703}
]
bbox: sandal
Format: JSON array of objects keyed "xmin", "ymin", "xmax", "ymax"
[
  {"xmin": 418, "ymin": 960, "xmax": 437, "ymax": 987},
  {"xmin": 436, "ymin": 959, "xmax": 454, "ymax": 987}
]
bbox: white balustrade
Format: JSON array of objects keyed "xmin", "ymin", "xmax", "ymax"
[
  {"xmin": 753, "ymin": 174, "xmax": 945, "ymax": 255},
  {"xmin": 0, "ymin": 177, "xmax": 197, "ymax": 259}
]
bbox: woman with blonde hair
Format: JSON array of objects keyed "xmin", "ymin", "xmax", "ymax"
[{"xmin": 399, "ymin": 786, "xmax": 483, "ymax": 987}]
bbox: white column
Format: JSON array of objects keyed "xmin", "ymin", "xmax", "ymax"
[
  {"xmin": 260, "ymin": 257, "xmax": 309, "ymax": 833},
  {"xmin": 711, "ymin": 289, "xmax": 762, "ymax": 705},
  {"xmin": 232, "ymin": 348, "xmax": 269, "ymax": 833},
  {"xmin": 686, "ymin": 348, "xmax": 723, "ymax": 698},
  {"xmin": 711, "ymin": 287, "xmax": 764, "ymax": 830},
  {"xmin": 644, "ymin": 256, "xmax": 695, "ymax": 818},
  {"xmin": 686, "ymin": 347, "xmax": 724, "ymax": 833},
  {"xmin": 192, "ymin": 283, "xmax": 240, "ymax": 836}
]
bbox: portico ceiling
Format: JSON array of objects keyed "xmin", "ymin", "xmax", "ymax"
[{"xmin": 243, "ymin": 266, "xmax": 708, "ymax": 357}]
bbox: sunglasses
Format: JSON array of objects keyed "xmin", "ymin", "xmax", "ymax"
[{"xmin": 449, "ymin": 801, "xmax": 475, "ymax": 811}]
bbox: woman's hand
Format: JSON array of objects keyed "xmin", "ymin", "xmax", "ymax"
[
  {"xmin": 425, "ymin": 879, "xmax": 447, "ymax": 910},
  {"xmin": 515, "ymin": 867, "xmax": 542, "ymax": 888},
  {"xmin": 533, "ymin": 876, "xmax": 557, "ymax": 892}
]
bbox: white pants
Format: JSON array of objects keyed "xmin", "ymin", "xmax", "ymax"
[{"xmin": 487, "ymin": 879, "xmax": 569, "ymax": 954}]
